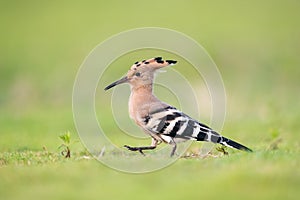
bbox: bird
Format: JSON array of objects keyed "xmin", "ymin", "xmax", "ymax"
[{"xmin": 104, "ymin": 57, "xmax": 252, "ymax": 156}]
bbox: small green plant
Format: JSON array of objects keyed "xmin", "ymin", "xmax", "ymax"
[
  {"xmin": 58, "ymin": 131, "xmax": 77, "ymax": 158},
  {"xmin": 268, "ymin": 128, "xmax": 282, "ymax": 150}
]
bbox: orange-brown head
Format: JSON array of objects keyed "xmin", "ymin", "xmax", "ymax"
[{"xmin": 104, "ymin": 57, "xmax": 177, "ymax": 90}]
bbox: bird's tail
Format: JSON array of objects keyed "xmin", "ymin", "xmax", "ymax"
[{"xmin": 219, "ymin": 136, "xmax": 252, "ymax": 152}]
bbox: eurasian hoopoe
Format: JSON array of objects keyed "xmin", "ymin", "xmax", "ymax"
[{"xmin": 104, "ymin": 57, "xmax": 252, "ymax": 156}]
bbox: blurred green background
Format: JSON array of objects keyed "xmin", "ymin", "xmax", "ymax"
[{"xmin": 1, "ymin": 1, "xmax": 300, "ymax": 200}]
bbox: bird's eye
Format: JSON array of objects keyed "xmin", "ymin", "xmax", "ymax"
[{"xmin": 135, "ymin": 72, "xmax": 141, "ymax": 77}]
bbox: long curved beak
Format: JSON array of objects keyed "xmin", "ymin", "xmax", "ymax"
[{"xmin": 104, "ymin": 76, "xmax": 128, "ymax": 91}]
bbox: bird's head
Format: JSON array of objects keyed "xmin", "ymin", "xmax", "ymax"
[{"xmin": 104, "ymin": 57, "xmax": 177, "ymax": 90}]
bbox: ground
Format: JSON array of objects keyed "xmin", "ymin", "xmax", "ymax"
[{"xmin": 1, "ymin": 1, "xmax": 300, "ymax": 200}]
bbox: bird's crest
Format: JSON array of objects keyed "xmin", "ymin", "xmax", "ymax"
[{"xmin": 127, "ymin": 57, "xmax": 177, "ymax": 76}]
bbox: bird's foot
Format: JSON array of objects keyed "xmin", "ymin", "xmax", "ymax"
[
  {"xmin": 124, "ymin": 145, "xmax": 146, "ymax": 156},
  {"xmin": 123, "ymin": 145, "xmax": 156, "ymax": 156}
]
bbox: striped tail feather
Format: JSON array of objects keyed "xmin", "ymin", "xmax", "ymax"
[
  {"xmin": 192, "ymin": 122, "xmax": 252, "ymax": 152},
  {"xmin": 220, "ymin": 136, "xmax": 253, "ymax": 152}
]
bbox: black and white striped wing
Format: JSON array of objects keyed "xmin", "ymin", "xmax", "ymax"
[
  {"xmin": 143, "ymin": 106, "xmax": 219, "ymax": 142},
  {"xmin": 143, "ymin": 106, "xmax": 252, "ymax": 152}
]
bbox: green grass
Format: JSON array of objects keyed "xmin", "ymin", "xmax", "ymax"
[
  {"xmin": 1, "ymin": 149, "xmax": 299, "ymax": 200},
  {"xmin": 1, "ymin": 0, "xmax": 300, "ymax": 200}
]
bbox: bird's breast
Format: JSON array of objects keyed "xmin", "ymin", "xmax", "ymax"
[{"xmin": 128, "ymin": 93, "xmax": 147, "ymax": 124}]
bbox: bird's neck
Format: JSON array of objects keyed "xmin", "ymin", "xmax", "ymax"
[{"xmin": 131, "ymin": 84, "xmax": 153, "ymax": 94}]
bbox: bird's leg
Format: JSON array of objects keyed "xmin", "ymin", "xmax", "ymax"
[
  {"xmin": 168, "ymin": 138, "xmax": 177, "ymax": 157},
  {"xmin": 124, "ymin": 138, "xmax": 158, "ymax": 156},
  {"xmin": 170, "ymin": 142, "xmax": 177, "ymax": 157}
]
